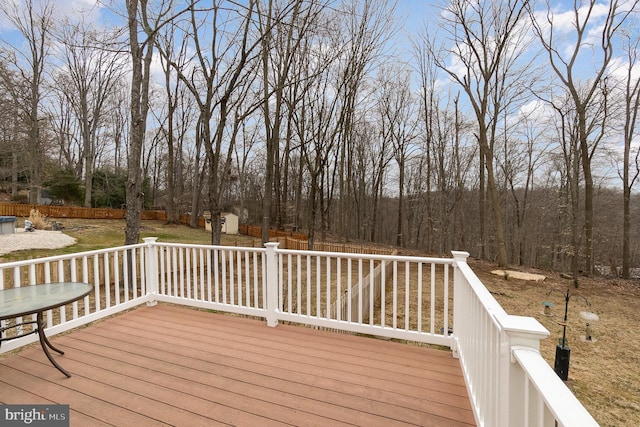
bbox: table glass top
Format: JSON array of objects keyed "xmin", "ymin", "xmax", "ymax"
[{"xmin": 0, "ymin": 282, "xmax": 93, "ymax": 319}]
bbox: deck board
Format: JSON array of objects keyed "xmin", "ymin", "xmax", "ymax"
[{"xmin": 0, "ymin": 304, "xmax": 476, "ymax": 426}]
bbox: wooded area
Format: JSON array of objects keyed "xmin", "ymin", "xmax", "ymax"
[{"xmin": 0, "ymin": 0, "xmax": 639, "ymax": 278}]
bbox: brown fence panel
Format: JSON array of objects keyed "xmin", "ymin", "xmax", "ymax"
[
  {"xmin": 0, "ymin": 204, "xmax": 32, "ymax": 217},
  {"xmin": 1, "ymin": 203, "xmax": 174, "ymax": 223},
  {"xmin": 1, "ymin": 203, "xmax": 392, "ymax": 255},
  {"xmin": 141, "ymin": 211, "xmax": 167, "ymax": 221},
  {"xmin": 93, "ymin": 208, "xmax": 126, "ymax": 219},
  {"xmin": 179, "ymin": 214, "xmax": 190, "ymax": 226},
  {"xmin": 238, "ymin": 224, "xmax": 307, "ymax": 241},
  {"xmin": 239, "ymin": 224, "xmax": 262, "ymax": 238}
]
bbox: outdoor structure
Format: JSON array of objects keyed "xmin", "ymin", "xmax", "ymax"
[
  {"xmin": 203, "ymin": 211, "xmax": 239, "ymax": 234},
  {"xmin": 0, "ymin": 240, "xmax": 598, "ymax": 426},
  {"xmin": 0, "ymin": 216, "xmax": 15, "ymax": 235},
  {"xmin": 221, "ymin": 212, "xmax": 239, "ymax": 235}
]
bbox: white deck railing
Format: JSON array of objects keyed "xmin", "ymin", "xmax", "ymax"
[
  {"xmin": 0, "ymin": 242, "xmax": 149, "ymax": 352},
  {"xmin": 0, "ymin": 239, "xmax": 598, "ymax": 426},
  {"xmin": 451, "ymin": 251, "xmax": 598, "ymax": 426}
]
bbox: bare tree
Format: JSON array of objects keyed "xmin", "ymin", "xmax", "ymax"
[
  {"xmin": 366, "ymin": 119, "xmax": 394, "ymax": 243},
  {"xmin": 428, "ymin": 0, "xmax": 534, "ymax": 267},
  {"xmin": 413, "ymin": 38, "xmax": 475, "ymax": 254},
  {"xmin": 156, "ymin": 18, "xmax": 192, "ymax": 223},
  {"xmin": 502, "ymin": 112, "xmax": 549, "ymax": 265},
  {"xmin": 333, "ymin": 0, "xmax": 397, "ymax": 243},
  {"xmin": 55, "ymin": 20, "xmax": 126, "ymax": 207},
  {"xmin": 292, "ymin": 42, "xmax": 342, "ymax": 249},
  {"xmin": 123, "ymin": 0, "xmax": 195, "ymax": 244},
  {"xmin": 375, "ymin": 65, "xmax": 417, "ymax": 247},
  {"xmin": 1, "ymin": 0, "xmax": 54, "ymax": 204},
  {"xmin": 231, "ymin": 121, "xmax": 260, "ymax": 222},
  {"xmin": 0, "ymin": 63, "xmax": 27, "ymax": 198},
  {"xmin": 258, "ymin": 0, "xmax": 326, "ymax": 243},
  {"xmin": 102, "ymin": 80, "xmax": 130, "ymax": 171},
  {"xmin": 618, "ymin": 31, "xmax": 640, "ymax": 278},
  {"xmin": 530, "ymin": 0, "xmax": 639, "ymax": 274},
  {"xmin": 124, "ymin": 0, "xmax": 155, "ymax": 244},
  {"xmin": 547, "ymin": 94, "xmax": 582, "ymax": 279},
  {"xmin": 154, "ymin": 1, "xmax": 264, "ymax": 244},
  {"xmin": 46, "ymin": 78, "xmax": 80, "ymax": 172}
]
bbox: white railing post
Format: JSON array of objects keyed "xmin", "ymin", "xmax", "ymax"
[
  {"xmin": 497, "ymin": 314, "xmax": 550, "ymax": 427},
  {"xmin": 451, "ymin": 251, "xmax": 470, "ymax": 357},
  {"xmin": 264, "ymin": 242, "xmax": 280, "ymax": 327},
  {"xmin": 143, "ymin": 237, "xmax": 159, "ymax": 307}
]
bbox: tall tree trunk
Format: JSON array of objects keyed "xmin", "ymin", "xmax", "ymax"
[
  {"xmin": 482, "ymin": 135, "xmax": 508, "ymax": 266},
  {"xmin": 478, "ymin": 145, "xmax": 486, "ymax": 260},
  {"xmin": 579, "ymin": 131, "xmax": 594, "ymax": 275},
  {"xmin": 396, "ymin": 157, "xmax": 404, "ymax": 247},
  {"xmin": 124, "ymin": 0, "xmax": 153, "ymax": 245}
]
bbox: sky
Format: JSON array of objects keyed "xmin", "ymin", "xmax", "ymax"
[
  {"xmin": 395, "ymin": 0, "xmax": 433, "ymax": 34},
  {"xmin": 1, "ymin": 0, "xmax": 638, "ymax": 126},
  {"xmin": 2, "ymin": 0, "xmax": 637, "ymax": 112}
]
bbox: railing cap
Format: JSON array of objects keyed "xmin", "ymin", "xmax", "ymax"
[
  {"xmin": 498, "ymin": 314, "xmax": 549, "ymax": 340},
  {"xmin": 451, "ymin": 251, "xmax": 470, "ymax": 267},
  {"xmin": 142, "ymin": 237, "xmax": 158, "ymax": 244},
  {"xmin": 451, "ymin": 251, "xmax": 470, "ymax": 264}
]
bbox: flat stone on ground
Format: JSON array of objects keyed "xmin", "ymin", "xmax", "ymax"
[{"xmin": 491, "ymin": 269, "xmax": 546, "ymax": 282}]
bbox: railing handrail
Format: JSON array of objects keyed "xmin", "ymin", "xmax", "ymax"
[
  {"xmin": 155, "ymin": 241, "xmax": 264, "ymax": 252},
  {"xmin": 452, "ymin": 252, "xmax": 507, "ymax": 319},
  {"xmin": 0, "ymin": 241, "xmax": 598, "ymax": 426},
  {"xmin": 275, "ymin": 247, "xmax": 455, "ymax": 265},
  {"xmin": 452, "ymin": 251, "xmax": 598, "ymax": 427},
  {"xmin": 512, "ymin": 347, "xmax": 599, "ymax": 426},
  {"xmin": 0, "ymin": 242, "xmax": 147, "ymax": 269}
]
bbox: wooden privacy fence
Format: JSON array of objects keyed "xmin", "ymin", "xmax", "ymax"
[
  {"xmin": 1, "ymin": 204, "xmax": 128, "ymax": 219},
  {"xmin": 1, "ymin": 202, "xmax": 395, "ymax": 262},
  {"xmin": 0, "ymin": 203, "xmax": 205, "ymax": 228},
  {"xmin": 239, "ymin": 225, "xmax": 396, "ymax": 255},
  {"xmin": 275, "ymin": 236, "xmax": 396, "ymax": 255},
  {"xmin": 239, "ymin": 224, "xmax": 307, "ymax": 240}
]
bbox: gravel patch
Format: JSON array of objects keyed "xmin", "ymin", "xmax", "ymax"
[{"xmin": 0, "ymin": 229, "xmax": 77, "ymax": 256}]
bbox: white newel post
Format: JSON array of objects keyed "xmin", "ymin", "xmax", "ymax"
[
  {"xmin": 143, "ymin": 237, "xmax": 159, "ymax": 306},
  {"xmin": 264, "ymin": 242, "xmax": 280, "ymax": 327},
  {"xmin": 451, "ymin": 251, "xmax": 470, "ymax": 357},
  {"xmin": 497, "ymin": 314, "xmax": 550, "ymax": 427}
]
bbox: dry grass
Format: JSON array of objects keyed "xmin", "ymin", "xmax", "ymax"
[
  {"xmin": 28, "ymin": 208, "xmax": 47, "ymax": 229},
  {"xmin": 470, "ymin": 260, "xmax": 640, "ymax": 427}
]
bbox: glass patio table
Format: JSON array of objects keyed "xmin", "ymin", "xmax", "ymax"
[{"xmin": 0, "ymin": 282, "xmax": 93, "ymax": 378}]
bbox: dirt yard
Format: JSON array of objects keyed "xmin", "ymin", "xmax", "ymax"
[{"xmin": 470, "ymin": 260, "xmax": 640, "ymax": 427}]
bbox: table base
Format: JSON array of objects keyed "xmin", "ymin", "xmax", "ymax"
[{"xmin": 0, "ymin": 313, "xmax": 71, "ymax": 378}]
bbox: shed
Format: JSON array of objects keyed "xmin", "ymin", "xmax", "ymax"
[
  {"xmin": 221, "ymin": 212, "xmax": 239, "ymax": 235},
  {"xmin": 203, "ymin": 212, "xmax": 239, "ymax": 235}
]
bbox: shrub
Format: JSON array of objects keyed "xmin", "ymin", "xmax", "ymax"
[{"xmin": 29, "ymin": 208, "xmax": 47, "ymax": 230}]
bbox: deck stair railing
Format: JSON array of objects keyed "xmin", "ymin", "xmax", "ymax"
[
  {"xmin": 325, "ymin": 251, "xmax": 395, "ymax": 325},
  {"xmin": 0, "ymin": 239, "xmax": 598, "ymax": 426}
]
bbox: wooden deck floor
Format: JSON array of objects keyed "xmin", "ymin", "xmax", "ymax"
[{"xmin": 0, "ymin": 304, "xmax": 475, "ymax": 426}]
